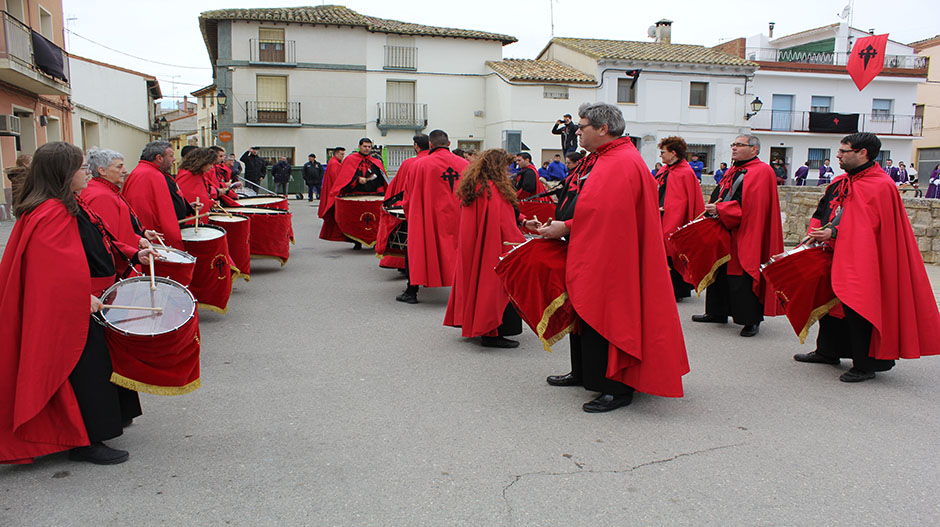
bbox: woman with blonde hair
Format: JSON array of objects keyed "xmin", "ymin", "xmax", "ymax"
[{"xmin": 444, "ymin": 149, "xmax": 526, "ymax": 348}]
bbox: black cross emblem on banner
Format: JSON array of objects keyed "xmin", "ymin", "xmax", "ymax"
[
  {"xmin": 859, "ymin": 44, "xmax": 878, "ymax": 69},
  {"xmin": 213, "ymin": 255, "xmax": 228, "ymax": 279},
  {"xmin": 441, "ymin": 167, "xmax": 460, "ymax": 191},
  {"xmin": 362, "ymin": 214, "xmax": 375, "ymax": 228}
]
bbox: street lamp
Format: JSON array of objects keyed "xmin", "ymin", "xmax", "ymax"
[
  {"xmin": 745, "ymin": 96, "xmax": 763, "ymax": 120},
  {"xmin": 217, "ymin": 90, "xmax": 227, "ymax": 115}
]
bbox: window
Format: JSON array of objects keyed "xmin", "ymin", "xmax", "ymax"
[
  {"xmin": 255, "ymin": 75, "xmax": 288, "ymax": 123},
  {"xmin": 807, "ymin": 148, "xmax": 830, "ymax": 170},
  {"xmin": 257, "ymin": 147, "xmax": 294, "ymax": 166},
  {"xmin": 258, "ymin": 28, "xmax": 285, "ymax": 62},
  {"xmin": 810, "ymin": 96, "xmax": 832, "ymax": 113},
  {"xmin": 385, "ymin": 146, "xmax": 413, "ymax": 174},
  {"xmin": 874, "ymin": 150, "xmax": 890, "ymax": 166},
  {"xmin": 45, "ymin": 117, "xmax": 60, "ymax": 143},
  {"xmin": 5, "ymin": 0, "xmax": 25, "ymax": 22},
  {"xmin": 872, "ymin": 99, "xmax": 893, "ymax": 121},
  {"xmin": 617, "ymin": 78, "xmax": 636, "ymax": 104},
  {"xmin": 690, "ymin": 82, "xmax": 708, "ymax": 107},
  {"xmin": 544, "ymin": 86, "xmax": 569, "ymax": 100},
  {"xmin": 38, "ymin": 6, "xmax": 53, "ymax": 40}
]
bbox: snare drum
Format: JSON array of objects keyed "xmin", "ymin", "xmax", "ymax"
[
  {"xmin": 518, "ymin": 201, "xmax": 556, "ymax": 222},
  {"xmin": 494, "ymin": 238, "xmax": 575, "ymax": 352},
  {"xmin": 234, "ymin": 195, "xmax": 288, "ymax": 211},
  {"xmin": 761, "ymin": 244, "xmax": 838, "ymax": 343},
  {"xmin": 222, "ymin": 206, "xmax": 292, "ymax": 265},
  {"xmin": 376, "ymin": 206, "xmax": 407, "ymax": 269},
  {"xmin": 98, "ymin": 276, "xmax": 201, "ymax": 395},
  {"xmin": 208, "ymin": 213, "xmax": 251, "ymax": 281},
  {"xmin": 149, "ymin": 246, "xmax": 196, "ymax": 287},
  {"xmin": 667, "ymin": 216, "xmax": 731, "ymax": 294},
  {"xmin": 181, "ymin": 224, "xmax": 233, "ymax": 313},
  {"xmin": 335, "ymin": 194, "xmax": 384, "ymax": 246},
  {"xmin": 385, "ymin": 206, "xmax": 405, "ymax": 219}
]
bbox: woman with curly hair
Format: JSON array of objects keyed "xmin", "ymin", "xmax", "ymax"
[
  {"xmin": 444, "ymin": 149, "xmax": 526, "ymax": 348},
  {"xmin": 176, "ymin": 147, "xmax": 239, "ymax": 219}
]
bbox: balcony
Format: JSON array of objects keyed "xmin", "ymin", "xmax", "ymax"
[
  {"xmin": 746, "ymin": 47, "xmax": 928, "ymax": 70},
  {"xmin": 750, "ymin": 110, "xmax": 923, "ymax": 136},
  {"xmin": 246, "ymin": 101, "xmax": 301, "ymax": 125},
  {"xmin": 384, "ymin": 45, "xmax": 417, "ymax": 71},
  {"xmin": 376, "ymin": 102, "xmax": 427, "ymax": 135},
  {"xmin": 249, "ymin": 39, "xmax": 296, "ymax": 65},
  {"xmin": 0, "ymin": 11, "xmax": 70, "ymax": 95}
]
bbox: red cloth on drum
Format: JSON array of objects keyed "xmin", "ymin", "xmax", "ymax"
[
  {"xmin": 105, "ymin": 310, "xmax": 201, "ymax": 396},
  {"xmin": 494, "ymin": 238, "xmax": 574, "ymax": 350},
  {"xmin": 404, "ymin": 147, "xmax": 468, "ymax": 287},
  {"xmin": 567, "ymin": 137, "xmax": 689, "ymax": 398},
  {"xmin": 81, "ymin": 177, "xmax": 143, "ymax": 277},
  {"xmin": 830, "ymin": 163, "xmax": 940, "ymax": 360},
  {"xmin": 376, "ymin": 150, "xmax": 428, "ymax": 267},
  {"xmin": 209, "ymin": 215, "xmax": 251, "ymax": 280},
  {"xmin": 668, "ymin": 218, "xmax": 730, "ymax": 294},
  {"xmin": 334, "ymin": 196, "xmax": 383, "ymax": 246},
  {"xmin": 0, "ymin": 200, "xmax": 91, "ymax": 463},
  {"xmin": 150, "ymin": 253, "xmax": 194, "ymax": 287},
  {"xmin": 518, "ymin": 201, "xmax": 556, "ymax": 222},
  {"xmin": 714, "ymin": 158, "xmax": 785, "ymax": 315},
  {"xmin": 761, "ymin": 246, "xmax": 838, "ymax": 343},
  {"xmin": 239, "ymin": 210, "xmax": 292, "ymax": 265},
  {"xmin": 319, "ymin": 156, "xmax": 348, "ymax": 241},
  {"xmin": 175, "ymin": 168, "xmax": 216, "ymax": 219},
  {"xmin": 445, "ymin": 181, "xmax": 526, "ymax": 337},
  {"xmin": 122, "ymin": 160, "xmax": 185, "ymax": 250},
  {"xmin": 183, "ymin": 231, "xmax": 233, "ymax": 314},
  {"xmin": 658, "ymin": 160, "xmax": 704, "ymax": 277}
]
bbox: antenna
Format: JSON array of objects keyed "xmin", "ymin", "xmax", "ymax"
[
  {"xmin": 550, "ymin": 0, "xmax": 555, "ymax": 37},
  {"xmin": 648, "ymin": 25, "xmax": 657, "ymax": 39}
]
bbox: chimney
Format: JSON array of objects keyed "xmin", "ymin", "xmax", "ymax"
[
  {"xmin": 769, "ymin": 22, "xmax": 775, "ymax": 38},
  {"xmin": 655, "ymin": 19, "xmax": 673, "ymax": 45}
]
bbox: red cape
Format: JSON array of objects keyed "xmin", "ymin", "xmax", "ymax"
[
  {"xmin": 0, "ymin": 200, "xmax": 91, "ymax": 463},
  {"xmin": 376, "ymin": 150, "xmax": 428, "ymax": 267},
  {"xmin": 81, "ymin": 177, "xmax": 141, "ymax": 250},
  {"xmin": 658, "ymin": 160, "xmax": 705, "ymax": 272},
  {"xmin": 714, "ymin": 158, "xmax": 785, "ymax": 315},
  {"xmin": 318, "ymin": 156, "xmax": 347, "ymax": 241},
  {"xmin": 122, "ymin": 160, "xmax": 185, "ymax": 249},
  {"xmin": 404, "ymin": 148, "xmax": 468, "ymax": 287},
  {"xmin": 831, "ymin": 163, "xmax": 940, "ymax": 360},
  {"xmin": 444, "ymin": 181, "xmax": 525, "ymax": 337},
  {"xmin": 327, "ymin": 152, "xmax": 387, "ymax": 213},
  {"xmin": 567, "ymin": 138, "xmax": 689, "ymax": 397},
  {"xmin": 175, "ymin": 168, "xmax": 217, "ymax": 218},
  {"xmin": 516, "ymin": 165, "xmax": 549, "ymax": 201}
]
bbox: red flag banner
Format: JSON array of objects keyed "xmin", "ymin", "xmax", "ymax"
[{"xmin": 846, "ymin": 33, "xmax": 888, "ymax": 91}]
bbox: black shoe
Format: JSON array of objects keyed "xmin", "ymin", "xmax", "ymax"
[
  {"xmin": 582, "ymin": 393, "xmax": 634, "ymax": 413},
  {"xmin": 122, "ymin": 418, "xmax": 134, "ymax": 428},
  {"xmin": 793, "ymin": 352, "xmax": 840, "ymax": 365},
  {"xmin": 546, "ymin": 372, "xmax": 582, "ymax": 387},
  {"xmin": 395, "ymin": 291, "xmax": 418, "ymax": 304},
  {"xmin": 691, "ymin": 314, "xmax": 728, "ymax": 323},
  {"xmin": 352, "ymin": 242, "xmax": 362, "ymax": 250},
  {"xmin": 69, "ymin": 442, "xmax": 129, "ymax": 465},
  {"xmin": 739, "ymin": 324, "xmax": 760, "ymax": 337},
  {"xmin": 481, "ymin": 336, "xmax": 519, "ymax": 348},
  {"xmin": 840, "ymin": 368, "xmax": 876, "ymax": 383}
]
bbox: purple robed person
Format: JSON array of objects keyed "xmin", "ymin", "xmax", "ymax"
[
  {"xmin": 926, "ymin": 166, "xmax": 940, "ymax": 199},
  {"xmin": 794, "ymin": 165, "xmax": 809, "ymax": 186}
]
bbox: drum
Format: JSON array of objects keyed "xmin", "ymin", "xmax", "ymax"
[
  {"xmin": 376, "ymin": 205, "xmax": 406, "ymax": 269},
  {"xmin": 149, "ymin": 246, "xmax": 196, "ymax": 287},
  {"xmin": 761, "ymin": 244, "xmax": 839, "ymax": 343},
  {"xmin": 334, "ymin": 195, "xmax": 384, "ymax": 246},
  {"xmin": 234, "ymin": 195, "xmax": 288, "ymax": 211},
  {"xmin": 385, "ymin": 206, "xmax": 405, "ymax": 219},
  {"xmin": 98, "ymin": 276, "xmax": 201, "ymax": 395},
  {"xmin": 208, "ymin": 213, "xmax": 251, "ymax": 281},
  {"xmin": 667, "ymin": 216, "xmax": 731, "ymax": 295},
  {"xmin": 222, "ymin": 206, "xmax": 292, "ymax": 265},
  {"xmin": 494, "ymin": 238, "xmax": 575, "ymax": 352},
  {"xmin": 181, "ymin": 224, "xmax": 233, "ymax": 314},
  {"xmin": 518, "ymin": 201, "xmax": 556, "ymax": 222}
]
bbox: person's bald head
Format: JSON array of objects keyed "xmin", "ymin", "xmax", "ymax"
[{"xmin": 429, "ymin": 129, "xmax": 450, "ymax": 148}]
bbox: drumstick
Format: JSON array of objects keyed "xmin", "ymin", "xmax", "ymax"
[
  {"xmin": 544, "ymin": 217, "xmax": 553, "ymax": 226},
  {"xmin": 153, "ymin": 232, "xmax": 169, "ymax": 251},
  {"xmin": 800, "ymin": 222, "xmax": 833, "ymax": 246},
  {"xmin": 101, "ymin": 304, "xmax": 163, "ymax": 313},
  {"xmin": 503, "ymin": 241, "xmax": 525, "ymax": 246},
  {"xmin": 194, "ymin": 197, "xmax": 201, "ymax": 233},
  {"xmin": 149, "ymin": 257, "xmax": 156, "ymax": 291},
  {"xmin": 178, "ymin": 212, "xmax": 212, "ymax": 224},
  {"xmin": 213, "ymin": 205, "xmax": 235, "ymax": 218}
]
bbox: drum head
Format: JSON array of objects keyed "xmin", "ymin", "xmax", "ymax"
[
  {"xmin": 208, "ymin": 214, "xmax": 248, "ymax": 223},
  {"xmin": 155, "ymin": 247, "xmax": 196, "ymax": 264},
  {"xmin": 339, "ymin": 195, "xmax": 384, "ymax": 202},
  {"xmin": 181, "ymin": 224, "xmax": 226, "ymax": 241},
  {"xmin": 100, "ymin": 277, "xmax": 196, "ymax": 336},
  {"xmin": 386, "ymin": 207, "xmax": 405, "ymax": 218},
  {"xmin": 236, "ymin": 197, "xmax": 283, "ymax": 206},
  {"xmin": 223, "ymin": 206, "xmax": 285, "ymax": 215}
]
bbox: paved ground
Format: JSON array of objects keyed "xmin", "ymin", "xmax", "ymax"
[{"xmin": 2, "ymin": 201, "xmax": 940, "ymax": 526}]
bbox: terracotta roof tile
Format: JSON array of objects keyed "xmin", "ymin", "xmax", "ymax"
[
  {"xmin": 551, "ymin": 37, "xmax": 756, "ymax": 67},
  {"xmin": 486, "ymin": 59, "xmax": 595, "ymax": 83}
]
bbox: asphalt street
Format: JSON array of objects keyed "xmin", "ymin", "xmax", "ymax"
[{"xmin": 2, "ymin": 200, "xmax": 940, "ymax": 526}]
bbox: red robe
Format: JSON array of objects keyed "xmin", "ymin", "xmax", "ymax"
[
  {"xmin": 831, "ymin": 163, "xmax": 940, "ymax": 360},
  {"xmin": 516, "ymin": 165, "xmax": 549, "ymax": 201},
  {"xmin": 444, "ymin": 181, "xmax": 525, "ymax": 337},
  {"xmin": 318, "ymin": 156, "xmax": 347, "ymax": 241},
  {"xmin": 566, "ymin": 138, "xmax": 689, "ymax": 397},
  {"xmin": 376, "ymin": 150, "xmax": 428, "ymax": 268},
  {"xmin": 404, "ymin": 147, "xmax": 468, "ymax": 287},
  {"xmin": 714, "ymin": 158, "xmax": 786, "ymax": 315},
  {"xmin": 176, "ymin": 168, "xmax": 217, "ymax": 218},
  {"xmin": 122, "ymin": 160, "xmax": 185, "ymax": 250},
  {"xmin": 81, "ymin": 177, "xmax": 143, "ymax": 276},
  {"xmin": 0, "ymin": 200, "xmax": 92, "ymax": 463},
  {"xmin": 658, "ymin": 160, "xmax": 705, "ymax": 275},
  {"xmin": 331, "ymin": 152, "xmax": 388, "ymax": 197}
]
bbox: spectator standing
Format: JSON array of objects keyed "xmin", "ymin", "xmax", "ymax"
[
  {"xmin": 714, "ymin": 162, "xmax": 728, "ymax": 184},
  {"xmin": 907, "ymin": 162, "xmax": 918, "ymax": 184},
  {"xmin": 818, "ymin": 159, "xmax": 834, "ymax": 185},
  {"xmin": 652, "ymin": 162, "xmax": 663, "ymax": 176},
  {"xmin": 897, "ymin": 162, "xmax": 909, "ymax": 186},
  {"xmin": 773, "ymin": 159, "xmax": 787, "ymax": 185},
  {"xmin": 884, "ymin": 159, "xmax": 900, "ymax": 184},
  {"xmin": 538, "ymin": 161, "xmax": 550, "ymax": 180},
  {"xmin": 688, "ymin": 155, "xmax": 704, "ymax": 181},
  {"xmin": 545, "ymin": 154, "xmax": 567, "ymax": 181},
  {"xmin": 794, "ymin": 161, "xmax": 810, "ymax": 186},
  {"xmin": 240, "ymin": 147, "xmax": 267, "ymax": 189},
  {"xmin": 272, "ymin": 156, "xmax": 291, "ymax": 196},
  {"xmin": 551, "ymin": 114, "xmax": 578, "ymax": 154},
  {"xmin": 926, "ymin": 164, "xmax": 940, "ymax": 199},
  {"xmin": 302, "ymin": 154, "xmax": 324, "ymax": 201},
  {"xmin": 227, "ymin": 154, "xmax": 242, "ymax": 181}
]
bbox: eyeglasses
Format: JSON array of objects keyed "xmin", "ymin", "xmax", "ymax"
[
  {"xmin": 837, "ymin": 148, "xmax": 860, "ymax": 154},
  {"xmin": 730, "ymin": 142, "xmax": 754, "ymax": 148},
  {"xmin": 577, "ymin": 123, "xmax": 593, "ymax": 130},
  {"xmin": 80, "ymin": 164, "xmax": 90, "ymax": 172}
]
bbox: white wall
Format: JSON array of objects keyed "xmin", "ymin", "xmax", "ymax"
[
  {"xmin": 68, "ymin": 58, "xmax": 152, "ymax": 131},
  {"xmin": 71, "ymin": 105, "xmax": 151, "ymax": 171}
]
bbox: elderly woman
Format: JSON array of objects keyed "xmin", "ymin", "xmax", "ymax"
[
  {"xmin": 656, "ymin": 136, "xmax": 705, "ymax": 301},
  {"xmin": 1, "ymin": 142, "xmax": 157, "ymax": 465}
]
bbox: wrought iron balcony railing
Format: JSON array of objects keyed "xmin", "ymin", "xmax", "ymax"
[
  {"xmin": 376, "ymin": 102, "xmax": 428, "ymax": 129},
  {"xmin": 745, "ymin": 47, "xmax": 927, "ymax": 69},
  {"xmin": 246, "ymin": 101, "xmax": 301, "ymax": 125},
  {"xmin": 750, "ymin": 110, "xmax": 923, "ymax": 136},
  {"xmin": 249, "ymin": 39, "xmax": 296, "ymax": 64}
]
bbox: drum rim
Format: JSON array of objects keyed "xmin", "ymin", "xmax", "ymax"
[
  {"xmin": 337, "ymin": 195, "xmax": 384, "ymax": 201},
  {"xmin": 235, "ymin": 196, "xmax": 286, "ymax": 203},
  {"xmin": 180, "ymin": 223, "xmax": 227, "ymax": 240},
  {"xmin": 208, "ymin": 213, "xmax": 249, "ymax": 222},
  {"xmin": 154, "ymin": 246, "xmax": 196, "ymax": 264},
  {"xmin": 222, "ymin": 206, "xmax": 288, "ymax": 215},
  {"xmin": 98, "ymin": 276, "xmax": 197, "ymax": 336}
]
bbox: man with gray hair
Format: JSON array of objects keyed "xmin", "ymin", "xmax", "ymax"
[
  {"xmin": 532, "ymin": 102, "xmax": 689, "ymax": 412},
  {"xmin": 122, "ymin": 140, "xmax": 193, "ymax": 250},
  {"xmin": 692, "ymin": 134, "xmax": 784, "ymax": 337}
]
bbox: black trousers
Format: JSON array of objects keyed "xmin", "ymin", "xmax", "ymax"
[
  {"xmin": 568, "ymin": 320, "xmax": 634, "ymax": 396},
  {"xmin": 69, "ymin": 319, "xmax": 142, "ymax": 443},
  {"xmin": 497, "ymin": 303, "xmax": 522, "ymax": 337},
  {"xmin": 668, "ymin": 257, "xmax": 693, "ymax": 300},
  {"xmin": 815, "ymin": 306, "xmax": 896, "ymax": 373},
  {"xmin": 704, "ymin": 264, "xmax": 764, "ymax": 326}
]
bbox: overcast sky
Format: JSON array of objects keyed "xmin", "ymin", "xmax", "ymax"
[{"xmin": 63, "ymin": 0, "xmax": 935, "ymax": 105}]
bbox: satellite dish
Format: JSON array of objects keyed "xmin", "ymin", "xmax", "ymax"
[{"xmin": 647, "ymin": 25, "xmax": 657, "ymax": 39}]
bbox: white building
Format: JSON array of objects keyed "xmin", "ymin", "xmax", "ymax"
[
  {"xmin": 191, "ymin": 83, "xmax": 218, "ymax": 147},
  {"xmin": 739, "ymin": 23, "xmax": 927, "ymax": 183},
  {"xmin": 198, "ymin": 5, "xmax": 515, "ymax": 173},
  {"xmin": 68, "ymin": 55, "xmax": 162, "ymax": 165}
]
